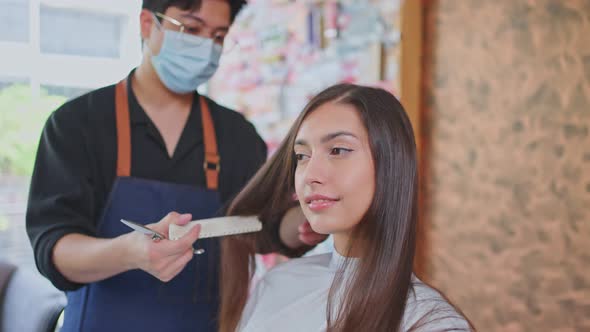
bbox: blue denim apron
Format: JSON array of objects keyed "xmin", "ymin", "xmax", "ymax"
[{"xmin": 61, "ymin": 80, "xmax": 223, "ymax": 332}]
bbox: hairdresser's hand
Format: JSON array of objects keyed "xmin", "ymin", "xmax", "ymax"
[
  {"xmin": 290, "ymin": 193, "xmax": 328, "ymax": 246},
  {"xmin": 298, "ymin": 221, "xmax": 328, "ymax": 246},
  {"xmin": 126, "ymin": 212, "xmax": 201, "ymax": 282}
]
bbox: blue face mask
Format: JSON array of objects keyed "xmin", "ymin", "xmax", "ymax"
[{"xmin": 151, "ymin": 30, "xmax": 222, "ymax": 94}]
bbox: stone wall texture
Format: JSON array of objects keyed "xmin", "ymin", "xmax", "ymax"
[{"xmin": 421, "ymin": 1, "xmax": 590, "ymax": 331}]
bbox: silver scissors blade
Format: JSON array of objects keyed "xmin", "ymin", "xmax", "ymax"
[{"xmin": 120, "ymin": 219, "xmax": 166, "ymax": 240}]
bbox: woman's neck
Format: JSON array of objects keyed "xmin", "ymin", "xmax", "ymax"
[{"xmin": 332, "ymin": 232, "xmax": 363, "ymax": 258}]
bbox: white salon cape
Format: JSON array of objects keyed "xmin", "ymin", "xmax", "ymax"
[{"xmin": 238, "ymin": 248, "xmax": 471, "ymax": 332}]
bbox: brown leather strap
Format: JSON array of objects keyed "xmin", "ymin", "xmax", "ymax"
[
  {"xmin": 200, "ymin": 97, "xmax": 220, "ymax": 190},
  {"xmin": 115, "ymin": 80, "xmax": 131, "ymax": 177},
  {"xmin": 115, "ymin": 80, "xmax": 219, "ymax": 190}
]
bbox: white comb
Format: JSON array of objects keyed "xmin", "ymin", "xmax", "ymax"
[{"xmin": 168, "ymin": 216, "xmax": 262, "ymax": 240}]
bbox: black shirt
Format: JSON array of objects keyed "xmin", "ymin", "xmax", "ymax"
[{"xmin": 26, "ymin": 76, "xmax": 271, "ymax": 291}]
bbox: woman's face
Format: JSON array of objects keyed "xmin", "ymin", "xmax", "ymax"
[{"xmin": 294, "ymin": 102, "xmax": 375, "ymax": 238}]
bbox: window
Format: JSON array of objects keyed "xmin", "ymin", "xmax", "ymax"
[
  {"xmin": 0, "ymin": 77, "xmax": 28, "ymax": 91},
  {"xmin": 0, "ymin": 0, "xmax": 29, "ymax": 43},
  {"xmin": 42, "ymin": 84, "xmax": 90, "ymax": 100},
  {"xmin": 0, "ymin": 80, "xmax": 66, "ymax": 267},
  {"xmin": 40, "ymin": 5, "xmax": 125, "ymax": 58}
]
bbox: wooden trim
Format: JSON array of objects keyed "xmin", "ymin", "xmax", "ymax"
[
  {"xmin": 400, "ymin": 0, "xmax": 424, "ymax": 150},
  {"xmin": 400, "ymin": 0, "xmax": 427, "ymax": 278}
]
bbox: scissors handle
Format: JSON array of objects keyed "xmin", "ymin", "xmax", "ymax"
[
  {"xmin": 152, "ymin": 233, "xmax": 203, "ymax": 254},
  {"xmin": 151, "ymin": 233, "xmax": 165, "ymax": 242}
]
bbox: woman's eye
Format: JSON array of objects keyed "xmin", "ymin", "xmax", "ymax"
[
  {"xmin": 295, "ymin": 153, "xmax": 309, "ymax": 161},
  {"xmin": 330, "ymin": 147, "xmax": 352, "ymax": 155}
]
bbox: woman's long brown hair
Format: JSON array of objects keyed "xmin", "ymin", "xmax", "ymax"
[{"xmin": 219, "ymin": 84, "xmax": 445, "ymax": 331}]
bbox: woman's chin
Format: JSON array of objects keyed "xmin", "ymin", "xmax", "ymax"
[{"xmin": 308, "ymin": 220, "xmax": 333, "ymax": 236}]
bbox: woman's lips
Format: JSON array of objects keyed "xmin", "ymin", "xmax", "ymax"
[{"xmin": 305, "ymin": 194, "xmax": 340, "ymax": 212}]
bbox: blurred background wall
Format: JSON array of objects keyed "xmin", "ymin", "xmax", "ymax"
[{"xmin": 420, "ymin": 1, "xmax": 590, "ymax": 330}]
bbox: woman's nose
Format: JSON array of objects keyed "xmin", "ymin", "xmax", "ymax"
[{"xmin": 303, "ymin": 155, "xmax": 327, "ymax": 186}]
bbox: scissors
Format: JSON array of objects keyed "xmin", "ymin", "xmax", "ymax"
[{"xmin": 120, "ymin": 219, "xmax": 205, "ymax": 255}]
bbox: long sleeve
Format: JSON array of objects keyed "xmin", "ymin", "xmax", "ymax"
[{"xmin": 26, "ymin": 102, "xmax": 98, "ymax": 291}]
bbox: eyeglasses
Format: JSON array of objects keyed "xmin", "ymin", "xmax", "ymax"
[{"xmin": 153, "ymin": 11, "xmax": 238, "ymax": 53}]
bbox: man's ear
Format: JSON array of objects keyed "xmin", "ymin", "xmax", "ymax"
[{"xmin": 139, "ymin": 9, "xmax": 155, "ymax": 40}]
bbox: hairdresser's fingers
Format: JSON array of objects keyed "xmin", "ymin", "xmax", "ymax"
[{"xmin": 298, "ymin": 221, "xmax": 328, "ymax": 246}]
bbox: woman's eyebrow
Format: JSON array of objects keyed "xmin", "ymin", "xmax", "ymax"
[
  {"xmin": 294, "ymin": 139, "xmax": 308, "ymax": 147},
  {"xmin": 320, "ymin": 131, "xmax": 358, "ymax": 143},
  {"xmin": 295, "ymin": 131, "xmax": 358, "ymax": 146}
]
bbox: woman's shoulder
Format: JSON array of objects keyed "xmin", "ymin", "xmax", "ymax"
[
  {"xmin": 402, "ymin": 276, "xmax": 473, "ymax": 331},
  {"xmin": 239, "ymin": 254, "xmax": 334, "ymax": 332},
  {"xmin": 243, "ymin": 253, "xmax": 334, "ymax": 317},
  {"xmin": 265, "ymin": 253, "xmax": 333, "ymax": 278},
  {"xmin": 254, "ymin": 253, "xmax": 334, "ymax": 291}
]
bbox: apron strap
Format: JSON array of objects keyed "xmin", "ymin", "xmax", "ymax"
[
  {"xmin": 200, "ymin": 97, "xmax": 220, "ymax": 191},
  {"xmin": 115, "ymin": 80, "xmax": 131, "ymax": 177},
  {"xmin": 114, "ymin": 79, "xmax": 220, "ymax": 190}
]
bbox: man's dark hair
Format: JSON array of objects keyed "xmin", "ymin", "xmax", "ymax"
[{"xmin": 142, "ymin": 0, "xmax": 247, "ymax": 23}]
